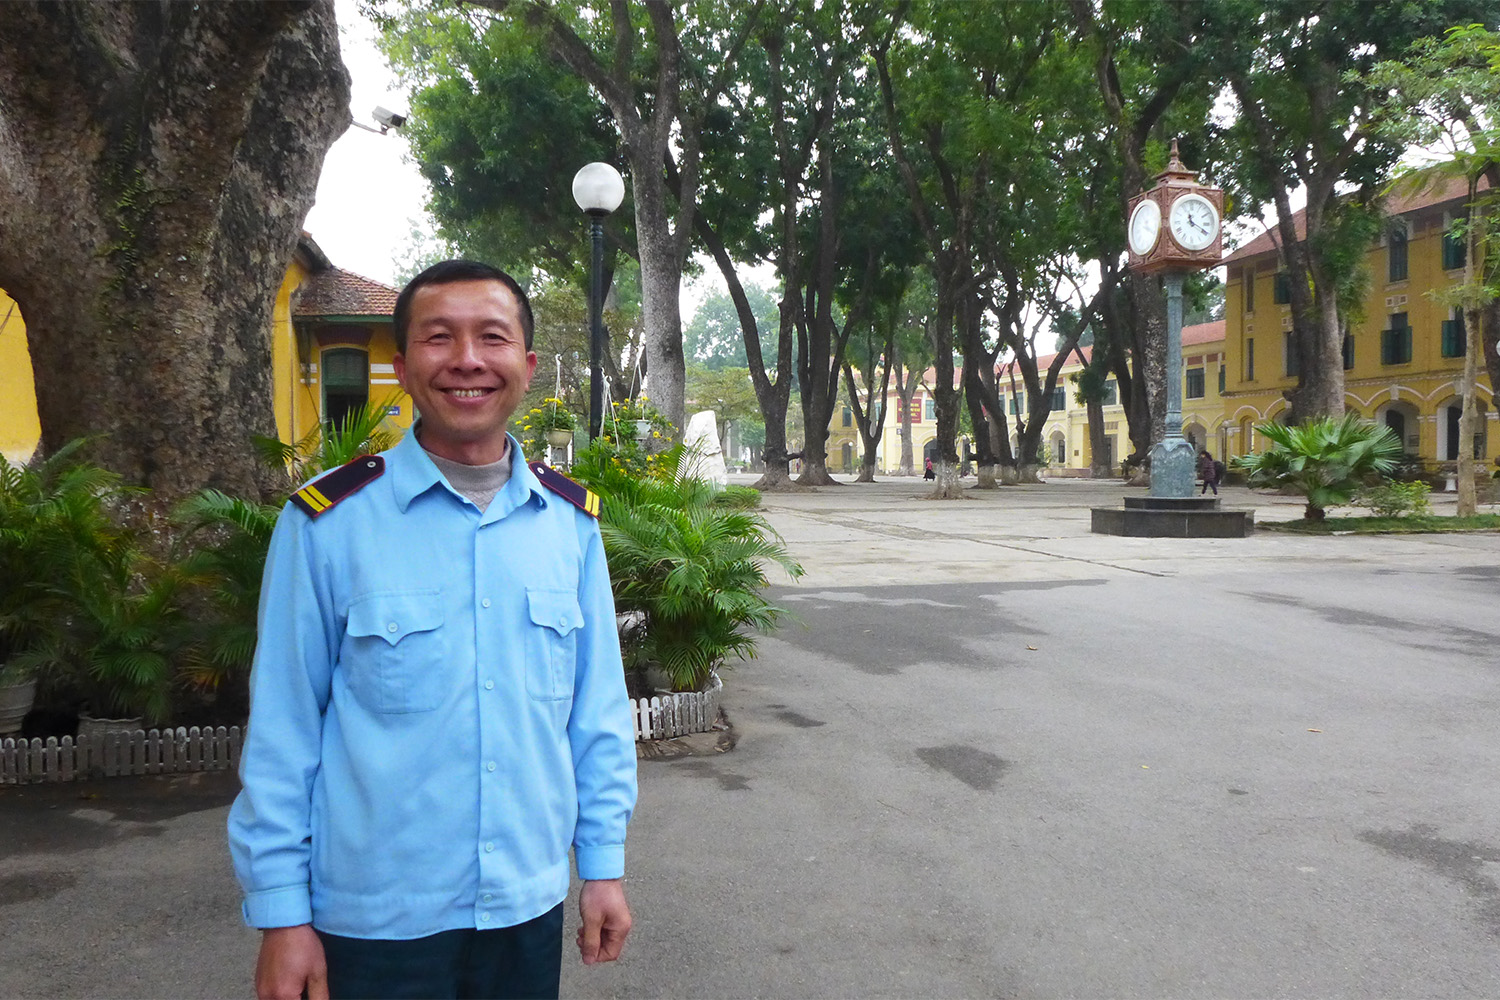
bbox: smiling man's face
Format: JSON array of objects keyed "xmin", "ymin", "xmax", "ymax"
[{"xmin": 394, "ymin": 279, "xmax": 537, "ymax": 466}]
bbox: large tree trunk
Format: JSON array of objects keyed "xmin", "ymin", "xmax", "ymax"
[
  {"xmin": 1087, "ymin": 398, "xmax": 1110, "ymax": 477},
  {"xmin": 632, "ymin": 206, "xmax": 687, "ymax": 434},
  {"xmin": 0, "ymin": 0, "xmax": 349, "ymax": 501},
  {"xmin": 894, "ymin": 359, "xmax": 918, "ymax": 475},
  {"xmin": 1458, "ymin": 178, "xmax": 1485, "ymax": 518}
]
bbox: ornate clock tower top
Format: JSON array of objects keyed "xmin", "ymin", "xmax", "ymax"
[{"xmin": 1126, "ymin": 140, "xmax": 1224, "ymax": 275}]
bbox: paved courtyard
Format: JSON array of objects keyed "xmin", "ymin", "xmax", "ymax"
[{"xmin": 3, "ymin": 477, "xmax": 1499, "ymax": 998}]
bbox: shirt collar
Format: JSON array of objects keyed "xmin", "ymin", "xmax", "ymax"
[{"xmin": 387, "ymin": 426, "xmax": 548, "ymax": 514}]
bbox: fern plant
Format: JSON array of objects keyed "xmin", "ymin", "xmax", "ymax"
[
  {"xmin": 254, "ymin": 396, "xmax": 402, "ymax": 486},
  {"xmin": 1233, "ymin": 415, "xmax": 1403, "ymax": 520},
  {"xmin": 0, "ymin": 442, "xmax": 138, "ymax": 680},
  {"xmin": 571, "ymin": 441, "xmax": 802, "ymax": 692},
  {"xmin": 170, "ymin": 489, "xmax": 282, "ymax": 696}
]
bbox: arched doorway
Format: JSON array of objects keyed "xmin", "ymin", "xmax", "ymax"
[
  {"xmin": 1376, "ymin": 400, "xmax": 1419, "ymax": 455},
  {"xmin": 1049, "ymin": 431, "xmax": 1067, "ymax": 468},
  {"xmin": 841, "ymin": 440, "xmax": 854, "ymax": 473},
  {"xmin": 1439, "ymin": 398, "xmax": 1488, "ymax": 460}
]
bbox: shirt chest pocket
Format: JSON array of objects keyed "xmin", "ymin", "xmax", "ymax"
[
  {"xmin": 525, "ymin": 588, "xmax": 583, "ymax": 701},
  {"xmin": 342, "ymin": 590, "xmax": 447, "ymax": 713}
]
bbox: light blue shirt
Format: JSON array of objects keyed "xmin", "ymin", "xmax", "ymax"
[{"xmin": 227, "ymin": 430, "xmax": 637, "ymax": 939}]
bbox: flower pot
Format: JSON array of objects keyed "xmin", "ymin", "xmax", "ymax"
[
  {"xmin": 0, "ymin": 676, "xmax": 37, "ymax": 735},
  {"xmin": 76, "ymin": 714, "xmax": 143, "ymax": 741},
  {"xmin": 546, "ymin": 428, "xmax": 573, "ymax": 448},
  {"xmin": 631, "ymin": 419, "xmax": 652, "ymax": 442}
]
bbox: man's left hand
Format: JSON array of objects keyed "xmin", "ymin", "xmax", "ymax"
[{"xmin": 577, "ymin": 878, "xmax": 631, "ymax": 965}]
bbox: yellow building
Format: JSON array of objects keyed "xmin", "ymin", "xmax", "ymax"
[
  {"xmin": 1221, "ymin": 174, "xmax": 1495, "ymax": 466},
  {"xmin": 827, "ymin": 321, "xmax": 1226, "ymax": 477},
  {"xmin": 0, "ymin": 235, "xmax": 407, "ymax": 465},
  {"xmin": 1001, "ymin": 321, "xmax": 1227, "ymax": 475}
]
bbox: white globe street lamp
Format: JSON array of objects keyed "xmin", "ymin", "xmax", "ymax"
[{"xmin": 573, "ymin": 163, "xmax": 626, "ymax": 441}]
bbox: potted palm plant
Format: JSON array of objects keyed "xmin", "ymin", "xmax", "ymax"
[
  {"xmin": 570, "ymin": 441, "xmax": 802, "ymax": 695},
  {"xmin": 0, "ymin": 442, "xmax": 141, "ymax": 733}
]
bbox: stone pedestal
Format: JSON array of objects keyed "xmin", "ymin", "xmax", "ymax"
[{"xmin": 1091, "ymin": 495, "xmax": 1254, "ymax": 538}]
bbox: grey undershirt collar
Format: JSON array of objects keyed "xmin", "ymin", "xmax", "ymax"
[{"xmin": 425, "ymin": 443, "xmax": 513, "ymax": 512}]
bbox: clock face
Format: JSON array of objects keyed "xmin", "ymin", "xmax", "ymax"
[
  {"xmin": 1128, "ymin": 199, "xmax": 1161, "ymax": 256},
  {"xmin": 1169, "ymin": 193, "xmax": 1220, "ymax": 252}
]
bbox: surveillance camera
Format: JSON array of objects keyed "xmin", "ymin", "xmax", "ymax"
[{"xmin": 372, "ymin": 106, "xmax": 406, "ymax": 130}]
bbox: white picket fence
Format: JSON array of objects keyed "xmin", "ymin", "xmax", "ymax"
[
  {"xmin": 631, "ymin": 674, "xmax": 722, "ymax": 741},
  {"xmin": 0, "ymin": 725, "xmax": 242, "ymax": 785},
  {"xmin": 1, "ymin": 680, "xmax": 716, "ymax": 781}
]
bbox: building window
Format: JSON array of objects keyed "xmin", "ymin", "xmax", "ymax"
[
  {"xmin": 1246, "ymin": 338, "xmax": 1255, "ymax": 380},
  {"xmin": 841, "ymin": 405, "xmax": 853, "ymax": 427},
  {"xmin": 1009, "ymin": 393, "xmax": 1023, "ymax": 415},
  {"xmin": 1102, "ymin": 379, "xmax": 1117, "ymax": 406},
  {"xmin": 1381, "ymin": 312, "xmax": 1412, "ymax": 365},
  {"xmin": 1442, "ymin": 313, "xmax": 1466, "ymax": 358},
  {"xmin": 321, "ymin": 348, "xmax": 369, "ymax": 431},
  {"xmin": 1273, "ymin": 273, "xmax": 1291, "ymax": 305},
  {"xmin": 1283, "ymin": 332, "xmax": 1299, "ymax": 378},
  {"xmin": 1243, "ymin": 268, "xmax": 1255, "ymax": 313},
  {"xmin": 1443, "ymin": 220, "xmax": 1466, "ymax": 271},
  {"xmin": 1388, "ymin": 223, "xmax": 1409, "ymax": 282},
  {"xmin": 1218, "ymin": 364, "xmax": 1226, "ymax": 394},
  {"xmin": 1186, "ymin": 367, "xmax": 1205, "ymax": 399},
  {"xmin": 924, "ymin": 398, "xmax": 936, "ymax": 421},
  {"xmin": 1050, "ymin": 386, "xmax": 1066, "ymax": 411},
  {"xmin": 1343, "ymin": 333, "xmax": 1354, "ymax": 370}
]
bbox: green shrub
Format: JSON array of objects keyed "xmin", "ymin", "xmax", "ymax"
[
  {"xmin": 571, "ymin": 440, "xmax": 801, "ymax": 693},
  {"xmin": 0, "ymin": 441, "xmax": 184, "ymax": 721},
  {"xmin": 1353, "ymin": 479, "xmax": 1432, "ymax": 518},
  {"xmin": 1232, "ymin": 415, "xmax": 1403, "ymax": 520}
]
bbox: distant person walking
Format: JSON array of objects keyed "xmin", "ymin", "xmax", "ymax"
[
  {"xmin": 924, "ymin": 457, "xmax": 936, "ymax": 481},
  {"xmin": 1198, "ymin": 449, "xmax": 1221, "ymax": 495}
]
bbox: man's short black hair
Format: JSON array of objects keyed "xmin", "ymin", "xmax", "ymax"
[{"xmin": 393, "ymin": 259, "xmax": 535, "ymax": 353}]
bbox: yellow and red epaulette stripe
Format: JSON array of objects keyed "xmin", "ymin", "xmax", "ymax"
[{"xmin": 289, "ymin": 455, "xmax": 385, "ymax": 518}]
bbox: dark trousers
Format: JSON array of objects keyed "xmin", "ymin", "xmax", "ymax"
[{"xmin": 317, "ymin": 903, "xmax": 564, "ymax": 1000}]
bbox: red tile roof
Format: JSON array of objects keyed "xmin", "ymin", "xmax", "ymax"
[
  {"xmin": 1221, "ymin": 170, "xmax": 1490, "ymax": 267},
  {"xmin": 294, "ymin": 267, "xmax": 399, "ymax": 319}
]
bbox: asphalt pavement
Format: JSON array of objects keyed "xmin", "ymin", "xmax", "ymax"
[{"xmin": 3, "ymin": 477, "xmax": 1499, "ymax": 998}]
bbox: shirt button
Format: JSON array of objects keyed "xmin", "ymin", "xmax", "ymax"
[
  {"xmin": 483, "ymin": 893, "xmax": 493, "ymax": 903},
  {"xmin": 487, "ymin": 761, "xmax": 497, "ymax": 772},
  {"xmin": 481, "ymin": 598, "xmax": 491, "ymax": 609},
  {"xmin": 484, "ymin": 680, "xmax": 494, "ymax": 691},
  {"xmin": 485, "ymin": 842, "xmax": 494, "ymax": 853},
  {"xmin": 480, "ymin": 913, "xmax": 491, "ymax": 923},
  {"xmin": 387, "ymin": 622, "xmax": 398, "ymax": 633}
]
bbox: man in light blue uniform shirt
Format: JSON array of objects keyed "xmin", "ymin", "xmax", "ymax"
[{"xmin": 228, "ymin": 260, "xmax": 637, "ymax": 1000}]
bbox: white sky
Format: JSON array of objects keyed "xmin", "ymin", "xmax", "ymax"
[{"xmin": 302, "ymin": 0, "xmax": 429, "ymax": 286}]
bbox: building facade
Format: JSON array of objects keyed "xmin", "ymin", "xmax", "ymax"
[
  {"xmin": 826, "ymin": 321, "xmax": 1226, "ymax": 477},
  {"xmin": 1221, "ymin": 174, "xmax": 1496, "ymax": 466}
]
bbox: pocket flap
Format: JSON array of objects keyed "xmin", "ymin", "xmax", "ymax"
[
  {"xmin": 347, "ymin": 590, "xmax": 444, "ymax": 646},
  {"xmin": 527, "ymin": 588, "xmax": 583, "ymax": 636}
]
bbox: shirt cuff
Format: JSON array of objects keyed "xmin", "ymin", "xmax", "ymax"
[
  {"xmin": 241, "ymin": 885, "xmax": 313, "ymax": 929},
  {"xmin": 574, "ymin": 844, "xmax": 625, "ymax": 881}
]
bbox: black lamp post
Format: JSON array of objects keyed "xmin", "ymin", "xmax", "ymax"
[{"xmin": 571, "ymin": 162, "xmax": 625, "ymax": 440}]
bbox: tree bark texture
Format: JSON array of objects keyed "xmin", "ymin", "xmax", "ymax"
[{"xmin": 0, "ymin": 0, "xmax": 350, "ymax": 499}]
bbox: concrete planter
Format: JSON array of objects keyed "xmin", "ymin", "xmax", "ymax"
[
  {"xmin": 0, "ymin": 677, "xmax": 37, "ymax": 735},
  {"xmin": 76, "ymin": 714, "xmax": 144, "ymax": 741},
  {"xmin": 545, "ymin": 429, "xmax": 573, "ymax": 448}
]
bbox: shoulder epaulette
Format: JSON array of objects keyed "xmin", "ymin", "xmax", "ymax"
[
  {"xmin": 289, "ymin": 455, "xmax": 385, "ymax": 518},
  {"xmin": 529, "ymin": 461, "xmax": 600, "ymax": 518}
]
